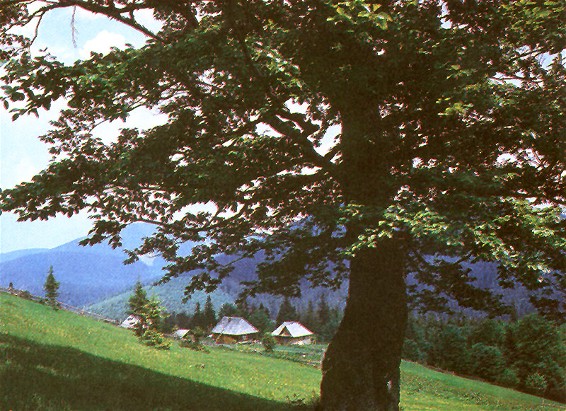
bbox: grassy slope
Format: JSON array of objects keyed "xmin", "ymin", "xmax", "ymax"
[{"xmin": 1, "ymin": 293, "xmax": 563, "ymax": 411}]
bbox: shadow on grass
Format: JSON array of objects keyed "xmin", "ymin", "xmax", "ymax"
[{"xmin": 0, "ymin": 334, "xmax": 307, "ymax": 411}]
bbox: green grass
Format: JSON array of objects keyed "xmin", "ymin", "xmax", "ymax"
[{"xmin": 1, "ymin": 292, "xmax": 564, "ymax": 411}]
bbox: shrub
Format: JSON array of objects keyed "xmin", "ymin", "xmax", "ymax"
[
  {"xmin": 525, "ymin": 373, "xmax": 548, "ymax": 396},
  {"xmin": 402, "ymin": 338, "xmax": 425, "ymax": 362},
  {"xmin": 497, "ymin": 368, "xmax": 519, "ymax": 388},
  {"xmin": 180, "ymin": 339, "xmax": 210, "ymax": 353},
  {"xmin": 469, "ymin": 343, "xmax": 505, "ymax": 382},
  {"xmin": 262, "ymin": 333, "xmax": 276, "ymax": 352},
  {"xmin": 140, "ymin": 329, "xmax": 171, "ymax": 350},
  {"xmin": 427, "ymin": 324, "xmax": 470, "ymax": 373}
]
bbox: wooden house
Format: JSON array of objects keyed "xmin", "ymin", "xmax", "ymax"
[
  {"xmin": 271, "ymin": 321, "xmax": 315, "ymax": 345},
  {"xmin": 211, "ymin": 316, "xmax": 259, "ymax": 344}
]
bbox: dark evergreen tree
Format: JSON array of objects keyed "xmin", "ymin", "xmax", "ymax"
[
  {"xmin": 175, "ymin": 312, "xmax": 192, "ymax": 329},
  {"xmin": 190, "ymin": 302, "xmax": 204, "ymax": 329},
  {"xmin": 202, "ymin": 295, "xmax": 217, "ymax": 329},
  {"xmin": 276, "ymin": 297, "xmax": 298, "ymax": 324},
  {"xmin": 300, "ymin": 299, "xmax": 317, "ymax": 332},
  {"xmin": 43, "ymin": 266, "xmax": 59, "ymax": 310},
  {"xmin": 2, "ymin": 2, "xmax": 564, "ymax": 408},
  {"xmin": 249, "ymin": 304, "xmax": 274, "ymax": 333},
  {"xmin": 317, "ymin": 294, "xmax": 331, "ymax": 328},
  {"xmin": 218, "ymin": 303, "xmax": 238, "ymax": 319}
]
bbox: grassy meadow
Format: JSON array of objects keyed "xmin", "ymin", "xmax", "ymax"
[{"xmin": 1, "ymin": 292, "xmax": 564, "ymax": 410}]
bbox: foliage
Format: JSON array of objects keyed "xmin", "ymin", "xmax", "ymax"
[
  {"xmin": 469, "ymin": 343, "xmax": 505, "ymax": 381},
  {"xmin": 428, "ymin": 323, "xmax": 470, "ymax": 374},
  {"xmin": 506, "ymin": 314, "xmax": 565, "ymax": 401},
  {"xmin": 2, "ymin": 292, "xmax": 562, "ymax": 411},
  {"xmin": 276, "ymin": 297, "xmax": 299, "ymax": 324},
  {"xmin": 262, "ymin": 333, "xmax": 276, "ymax": 353},
  {"xmin": 203, "ymin": 295, "xmax": 218, "ymax": 330},
  {"xmin": 402, "ymin": 314, "xmax": 565, "ymax": 402},
  {"xmin": 248, "ymin": 304, "xmax": 275, "ymax": 333},
  {"xmin": 42, "ymin": 266, "xmax": 59, "ymax": 310},
  {"xmin": 1, "ymin": 0, "xmax": 564, "ymax": 405},
  {"xmin": 127, "ymin": 283, "xmax": 170, "ymax": 349},
  {"xmin": 127, "ymin": 281, "xmax": 149, "ymax": 319},
  {"xmin": 524, "ymin": 373, "xmax": 548, "ymax": 396},
  {"xmin": 218, "ymin": 303, "xmax": 239, "ymax": 319}
]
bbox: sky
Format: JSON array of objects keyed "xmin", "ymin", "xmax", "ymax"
[{"xmin": 0, "ymin": 6, "xmax": 160, "ymax": 253}]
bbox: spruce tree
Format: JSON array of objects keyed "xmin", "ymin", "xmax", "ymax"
[
  {"xmin": 190, "ymin": 302, "xmax": 204, "ymax": 329},
  {"xmin": 276, "ymin": 297, "xmax": 298, "ymax": 324},
  {"xmin": 218, "ymin": 303, "xmax": 238, "ymax": 319},
  {"xmin": 203, "ymin": 295, "xmax": 217, "ymax": 329},
  {"xmin": 127, "ymin": 281, "xmax": 149, "ymax": 317},
  {"xmin": 43, "ymin": 266, "xmax": 59, "ymax": 310}
]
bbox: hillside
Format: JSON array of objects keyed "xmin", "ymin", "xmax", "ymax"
[
  {"xmin": 87, "ymin": 273, "xmax": 236, "ymax": 320},
  {"xmin": 1, "ymin": 292, "xmax": 563, "ymax": 411},
  {"xmin": 0, "ymin": 223, "xmax": 164, "ymax": 307}
]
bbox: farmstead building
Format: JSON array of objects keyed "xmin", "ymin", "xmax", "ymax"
[
  {"xmin": 211, "ymin": 316, "xmax": 259, "ymax": 344},
  {"xmin": 271, "ymin": 321, "xmax": 315, "ymax": 345}
]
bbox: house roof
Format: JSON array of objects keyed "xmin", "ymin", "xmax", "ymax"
[
  {"xmin": 174, "ymin": 329, "xmax": 190, "ymax": 338},
  {"xmin": 272, "ymin": 321, "xmax": 314, "ymax": 338},
  {"xmin": 211, "ymin": 316, "xmax": 259, "ymax": 336},
  {"xmin": 120, "ymin": 314, "xmax": 140, "ymax": 328}
]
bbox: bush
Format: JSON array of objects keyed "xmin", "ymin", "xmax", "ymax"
[
  {"xmin": 469, "ymin": 343, "xmax": 505, "ymax": 382},
  {"xmin": 140, "ymin": 329, "xmax": 171, "ymax": 350},
  {"xmin": 180, "ymin": 339, "xmax": 210, "ymax": 353},
  {"xmin": 262, "ymin": 333, "xmax": 276, "ymax": 352},
  {"xmin": 402, "ymin": 338, "xmax": 425, "ymax": 362},
  {"xmin": 497, "ymin": 368, "xmax": 519, "ymax": 388},
  {"xmin": 525, "ymin": 373, "xmax": 548, "ymax": 396},
  {"xmin": 427, "ymin": 324, "xmax": 470, "ymax": 373}
]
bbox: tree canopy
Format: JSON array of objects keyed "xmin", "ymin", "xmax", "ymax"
[{"xmin": 1, "ymin": 1, "xmax": 564, "ymax": 409}]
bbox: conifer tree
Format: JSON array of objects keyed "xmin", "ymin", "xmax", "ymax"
[
  {"xmin": 190, "ymin": 302, "xmax": 204, "ymax": 329},
  {"xmin": 276, "ymin": 297, "xmax": 298, "ymax": 324},
  {"xmin": 203, "ymin": 295, "xmax": 217, "ymax": 329},
  {"xmin": 127, "ymin": 281, "xmax": 149, "ymax": 317},
  {"xmin": 218, "ymin": 303, "xmax": 238, "ymax": 319},
  {"xmin": 43, "ymin": 266, "xmax": 59, "ymax": 310}
]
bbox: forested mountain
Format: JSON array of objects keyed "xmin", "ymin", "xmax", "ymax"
[
  {"xmin": 1, "ymin": 222, "xmax": 542, "ymax": 317},
  {"xmin": 0, "ymin": 223, "xmax": 163, "ymax": 306}
]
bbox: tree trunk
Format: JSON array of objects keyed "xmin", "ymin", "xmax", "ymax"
[{"xmin": 320, "ymin": 241, "xmax": 407, "ymax": 410}]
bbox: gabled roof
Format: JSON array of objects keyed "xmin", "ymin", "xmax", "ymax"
[
  {"xmin": 120, "ymin": 314, "xmax": 140, "ymax": 328},
  {"xmin": 174, "ymin": 329, "xmax": 190, "ymax": 338},
  {"xmin": 211, "ymin": 316, "xmax": 259, "ymax": 336},
  {"xmin": 272, "ymin": 321, "xmax": 314, "ymax": 338}
]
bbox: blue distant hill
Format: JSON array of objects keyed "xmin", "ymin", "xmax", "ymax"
[{"xmin": 0, "ymin": 223, "xmax": 164, "ymax": 307}]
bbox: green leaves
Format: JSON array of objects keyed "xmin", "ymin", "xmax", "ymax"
[{"xmin": 0, "ymin": 0, "xmax": 564, "ymax": 317}]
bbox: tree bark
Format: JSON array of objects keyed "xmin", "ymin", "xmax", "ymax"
[{"xmin": 320, "ymin": 240, "xmax": 408, "ymax": 411}]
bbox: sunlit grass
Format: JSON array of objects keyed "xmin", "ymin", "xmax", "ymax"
[{"xmin": 1, "ymin": 292, "xmax": 563, "ymax": 410}]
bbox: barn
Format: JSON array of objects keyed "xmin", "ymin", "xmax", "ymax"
[
  {"xmin": 211, "ymin": 316, "xmax": 259, "ymax": 344},
  {"xmin": 271, "ymin": 321, "xmax": 315, "ymax": 345}
]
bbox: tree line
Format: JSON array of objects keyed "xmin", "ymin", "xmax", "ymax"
[
  {"xmin": 402, "ymin": 314, "xmax": 565, "ymax": 403},
  {"xmin": 163, "ymin": 295, "xmax": 343, "ymax": 343}
]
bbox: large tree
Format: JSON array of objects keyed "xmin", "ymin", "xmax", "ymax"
[{"xmin": 1, "ymin": 1, "xmax": 564, "ymax": 409}]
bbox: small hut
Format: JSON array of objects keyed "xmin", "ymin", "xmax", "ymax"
[
  {"xmin": 120, "ymin": 315, "xmax": 140, "ymax": 329},
  {"xmin": 271, "ymin": 321, "xmax": 315, "ymax": 345},
  {"xmin": 211, "ymin": 316, "xmax": 259, "ymax": 344},
  {"xmin": 173, "ymin": 329, "xmax": 190, "ymax": 339}
]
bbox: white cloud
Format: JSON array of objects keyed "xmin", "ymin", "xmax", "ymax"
[{"xmin": 79, "ymin": 30, "xmax": 127, "ymax": 59}]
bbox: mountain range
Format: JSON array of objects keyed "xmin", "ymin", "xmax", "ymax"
[{"xmin": 1, "ymin": 222, "xmax": 544, "ymax": 321}]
